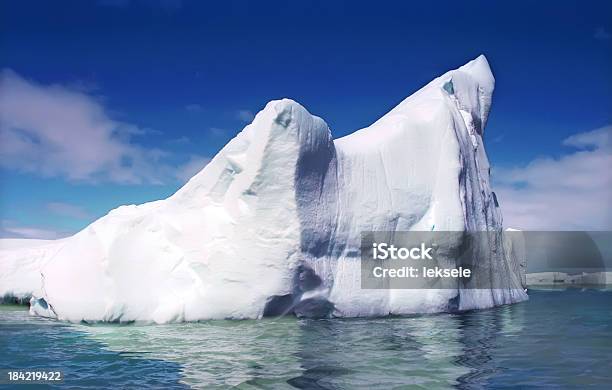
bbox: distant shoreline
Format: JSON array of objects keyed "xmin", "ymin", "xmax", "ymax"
[{"xmin": 527, "ymin": 271, "xmax": 612, "ymax": 287}]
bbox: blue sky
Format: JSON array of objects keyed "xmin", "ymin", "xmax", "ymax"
[{"xmin": 0, "ymin": 0, "xmax": 611, "ymax": 237}]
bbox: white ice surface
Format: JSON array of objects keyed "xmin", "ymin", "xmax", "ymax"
[
  {"xmin": 0, "ymin": 239, "xmax": 64, "ymax": 302},
  {"xmin": 0, "ymin": 55, "xmax": 527, "ymax": 322}
]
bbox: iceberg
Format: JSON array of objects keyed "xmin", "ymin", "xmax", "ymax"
[{"xmin": 0, "ymin": 55, "xmax": 527, "ymax": 322}]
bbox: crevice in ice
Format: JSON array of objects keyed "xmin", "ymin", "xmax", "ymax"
[
  {"xmin": 492, "ymin": 192, "xmax": 499, "ymax": 207},
  {"xmin": 443, "ymin": 79, "xmax": 454, "ymax": 95},
  {"xmin": 262, "ymin": 264, "xmax": 334, "ymax": 319}
]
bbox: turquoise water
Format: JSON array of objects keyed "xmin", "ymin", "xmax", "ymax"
[{"xmin": 1, "ymin": 289, "xmax": 611, "ymax": 389}]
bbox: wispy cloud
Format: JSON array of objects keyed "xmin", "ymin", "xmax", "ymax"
[
  {"xmin": 491, "ymin": 134, "xmax": 505, "ymax": 144},
  {"xmin": 169, "ymin": 135, "xmax": 191, "ymax": 144},
  {"xmin": 594, "ymin": 27, "xmax": 611, "ymax": 41},
  {"xmin": 494, "ymin": 125, "xmax": 612, "ymax": 230},
  {"xmin": 0, "ymin": 69, "xmax": 206, "ymax": 185},
  {"xmin": 175, "ymin": 155, "xmax": 211, "ymax": 183},
  {"xmin": 236, "ymin": 109, "xmax": 254, "ymax": 122},
  {"xmin": 185, "ymin": 103, "xmax": 203, "ymax": 112},
  {"xmin": 46, "ymin": 202, "xmax": 92, "ymax": 220},
  {"xmin": 0, "ymin": 220, "xmax": 73, "ymax": 239},
  {"xmin": 209, "ymin": 127, "xmax": 228, "ymax": 137}
]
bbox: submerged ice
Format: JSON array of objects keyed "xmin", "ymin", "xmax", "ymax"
[{"xmin": 0, "ymin": 56, "xmax": 527, "ymax": 322}]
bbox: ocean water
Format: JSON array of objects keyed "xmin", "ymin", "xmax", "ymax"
[{"xmin": 1, "ymin": 289, "xmax": 611, "ymax": 389}]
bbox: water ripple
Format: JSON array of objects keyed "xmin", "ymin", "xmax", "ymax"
[{"xmin": 1, "ymin": 289, "xmax": 611, "ymax": 389}]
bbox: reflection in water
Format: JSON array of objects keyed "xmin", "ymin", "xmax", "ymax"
[
  {"xmin": 2, "ymin": 290, "xmax": 611, "ymax": 389},
  {"xmin": 79, "ymin": 306, "xmax": 522, "ymax": 388},
  {"xmin": 81, "ymin": 318, "xmax": 304, "ymax": 387},
  {"xmin": 456, "ymin": 305, "xmax": 524, "ymax": 389},
  {"xmin": 287, "ymin": 316, "xmax": 471, "ymax": 389},
  {"xmin": 0, "ymin": 306, "xmax": 188, "ymax": 388},
  {"xmin": 455, "ymin": 306, "xmax": 509, "ymax": 388}
]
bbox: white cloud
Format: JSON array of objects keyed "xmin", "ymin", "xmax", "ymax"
[
  {"xmin": 0, "ymin": 69, "xmax": 206, "ymax": 185},
  {"xmin": 175, "ymin": 155, "xmax": 211, "ymax": 183},
  {"xmin": 236, "ymin": 109, "xmax": 254, "ymax": 122},
  {"xmin": 46, "ymin": 202, "xmax": 91, "ymax": 220},
  {"xmin": 494, "ymin": 125, "xmax": 612, "ymax": 230},
  {"xmin": 563, "ymin": 127, "xmax": 610, "ymax": 149}
]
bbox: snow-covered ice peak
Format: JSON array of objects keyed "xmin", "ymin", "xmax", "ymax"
[{"xmin": 0, "ymin": 56, "xmax": 527, "ymax": 322}]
